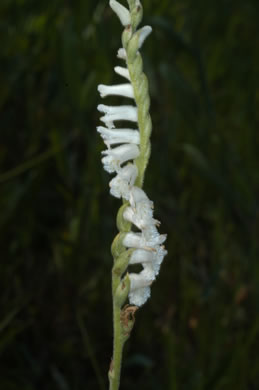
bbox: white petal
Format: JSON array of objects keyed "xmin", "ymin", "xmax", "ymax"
[
  {"xmin": 98, "ymin": 84, "xmax": 134, "ymax": 99},
  {"xmin": 123, "ymin": 232, "xmax": 145, "ymax": 249},
  {"xmin": 114, "ymin": 66, "xmax": 130, "ymax": 81},
  {"xmin": 123, "ymin": 203, "xmax": 154, "ymax": 229},
  {"xmin": 109, "ymin": 163, "xmax": 138, "ymax": 199},
  {"xmin": 138, "ymin": 26, "xmax": 152, "ymax": 48},
  {"xmin": 129, "ymin": 186, "xmax": 152, "ymax": 208},
  {"xmin": 152, "ymin": 245, "xmax": 167, "ymax": 275},
  {"xmin": 101, "ymin": 155, "xmax": 118, "ymax": 173},
  {"xmin": 109, "ymin": 0, "xmax": 131, "ymax": 26},
  {"xmin": 129, "ymin": 249, "xmax": 154, "ymax": 264},
  {"xmin": 117, "ymin": 48, "xmax": 127, "ymax": 60},
  {"xmin": 101, "ymin": 144, "xmax": 139, "ymax": 173},
  {"xmin": 129, "ymin": 271, "xmax": 154, "ymax": 291},
  {"xmin": 124, "ymin": 186, "xmax": 156, "ymax": 229},
  {"xmin": 97, "ymin": 126, "xmax": 140, "ymax": 145},
  {"xmin": 129, "ymin": 286, "xmax": 150, "ymax": 306},
  {"xmin": 144, "ymin": 225, "xmax": 167, "ymax": 246},
  {"xmin": 98, "ymin": 104, "xmax": 138, "ymax": 126}
]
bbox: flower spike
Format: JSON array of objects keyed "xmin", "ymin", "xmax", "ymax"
[{"xmin": 97, "ymin": 2, "xmax": 167, "ymax": 387}]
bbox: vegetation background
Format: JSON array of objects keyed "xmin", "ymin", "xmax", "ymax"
[{"xmin": 1, "ymin": 0, "xmax": 259, "ymax": 389}]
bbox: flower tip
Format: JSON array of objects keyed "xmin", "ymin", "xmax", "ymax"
[
  {"xmin": 110, "ymin": 0, "xmax": 131, "ymax": 26},
  {"xmin": 97, "ymin": 104, "xmax": 107, "ymax": 113},
  {"xmin": 138, "ymin": 25, "xmax": 152, "ymax": 48},
  {"xmin": 97, "ymin": 85, "xmax": 105, "ymax": 98}
]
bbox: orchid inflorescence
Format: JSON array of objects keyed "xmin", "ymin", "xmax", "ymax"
[
  {"xmin": 97, "ymin": 2, "xmax": 167, "ymax": 387},
  {"xmin": 97, "ymin": 0, "xmax": 167, "ymax": 308}
]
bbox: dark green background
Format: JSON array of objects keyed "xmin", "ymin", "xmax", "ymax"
[{"xmin": 1, "ymin": 0, "xmax": 259, "ymax": 389}]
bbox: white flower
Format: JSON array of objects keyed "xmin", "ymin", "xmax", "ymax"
[
  {"xmin": 143, "ymin": 225, "xmax": 167, "ymax": 246},
  {"xmin": 129, "ymin": 268, "xmax": 154, "ymax": 291},
  {"xmin": 98, "ymin": 84, "xmax": 134, "ymax": 99},
  {"xmin": 114, "ymin": 66, "xmax": 130, "ymax": 81},
  {"xmin": 97, "ymin": 127, "xmax": 140, "ymax": 146},
  {"xmin": 123, "ymin": 202, "xmax": 154, "ymax": 230},
  {"xmin": 109, "ymin": 0, "xmax": 131, "ymax": 27},
  {"xmin": 101, "ymin": 144, "xmax": 140, "ymax": 173},
  {"xmin": 117, "ymin": 48, "xmax": 127, "ymax": 60},
  {"xmin": 129, "ymin": 286, "xmax": 150, "ymax": 307},
  {"xmin": 129, "ymin": 186, "xmax": 151, "ymax": 207},
  {"xmin": 123, "ymin": 229, "xmax": 166, "ymax": 249},
  {"xmin": 129, "ymin": 246, "xmax": 167, "ymax": 275},
  {"xmin": 138, "ymin": 26, "xmax": 152, "ymax": 49},
  {"xmin": 97, "ymin": 104, "xmax": 138, "ymax": 128},
  {"xmin": 129, "ymin": 248, "xmax": 154, "ymax": 264},
  {"xmin": 109, "ymin": 163, "xmax": 138, "ymax": 199}
]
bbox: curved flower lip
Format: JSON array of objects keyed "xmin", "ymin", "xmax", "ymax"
[
  {"xmin": 98, "ymin": 84, "xmax": 134, "ymax": 99},
  {"xmin": 117, "ymin": 48, "xmax": 127, "ymax": 60},
  {"xmin": 101, "ymin": 144, "xmax": 140, "ymax": 173},
  {"xmin": 123, "ymin": 205, "xmax": 155, "ymax": 230},
  {"xmin": 138, "ymin": 26, "xmax": 152, "ymax": 49},
  {"xmin": 129, "ymin": 272, "xmax": 154, "ymax": 291},
  {"xmin": 98, "ymin": 104, "xmax": 138, "ymax": 127},
  {"xmin": 109, "ymin": 163, "xmax": 138, "ymax": 199},
  {"xmin": 97, "ymin": 127, "xmax": 140, "ymax": 145},
  {"xmin": 129, "ymin": 186, "xmax": 153, "ymax": 208},
  {"xmin": 109, "ymin": 0, "xmax": 131, "ymax": 26},
  {"xmin": 114, "ymin": 66, "xmax": 130, "ymax": 81},
  {"xmin": 144, "ymin": 228, "xmax": 167, "ymax": 246},
  {"xmin": 129, "ymin": 248, "xmax": 154, "ymax": 264},
  {"xmin": 129, "ymin": 286, "xmax": 150, "ymax": 307},
  {"xmin": 123, "ymin": 230, "xmax": 167, "ymax": 249}
]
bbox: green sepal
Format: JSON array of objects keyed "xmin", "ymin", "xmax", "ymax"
[
  {"xmin": 127, "ymin": 31, "xmax": 140, "ymax": 63},
  {"xmin": 130, "ymin": 2, "xmax": 143, "ymax": 31},
  {"xmin": 122, "ymin": 24, "xmax": 132, "ymax": 49},
  {"xmin": 116, "ymin": 203, "xmax": 131, "ymax": 232},
  {"xmin": 114, "ymin": 273, "xmax": 130, "ymax": 308},
  {"xmin": 111, "ymin": 232, "xmax": 126, "ymax": 259},
  {"xmin": 113, "ymin": 249, "xmax": 134, "ymax": 277},
  {"xmin": 127, "ymin": 0, "xmax": 135, "ymax": 10}
]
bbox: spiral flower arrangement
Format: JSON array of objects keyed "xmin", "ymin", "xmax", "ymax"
[{"xmin": 97, "ymin": 1, "xmax": 167, "ymax": 388}]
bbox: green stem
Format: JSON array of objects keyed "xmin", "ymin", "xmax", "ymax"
[
  {"xmin": 109, "ymin": 265, "xmax": 128, "ymax": 390},
  {"xmin": 109, "ymin": 300, "xmax": 124, "ymax": 390}
]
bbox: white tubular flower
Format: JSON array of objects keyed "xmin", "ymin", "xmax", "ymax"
[
  {"xmin": 109, "ymin": 163, "xmax": 138, "ymax": 199},
  {"xmin": 144, "ymin": 225, "xmax": 167, "ymax": 246},
  {"xmin": 98, "ymin": 84, "xmax": 134, "ymax": 99},
  {"xmin": 123, "ymin": 232, "xmax": 146, "ymax": 249},
  {"xmin": 138, "ymin": 26, "xmax": 152, "ymax": 49},
  {"xmin": 97, "ymin": 127, "xmax": 140, "ymax": 146},
  {"xmin": 117, "ymin": 48, "xmax": 127, "ymax": 60},
  {"xmin": 129, "ymin": 286, "xmax": 151, "ymax": 307},
  {"xmin": 123, "ymin": 202, "xmax": 154, "ymax": 230},
  {"xmin": 114, "ymin": 66, "xmax": 130, "ymax": 81},
  {"xmin": 98, "ymin": 104, "xmax": 138, "ymax": 128},
  {"xmin": 129, "ymin": 270, "xmax": 154, "ymax": 291},
  {"xmin": 123, "ymin": 229, "xmax": 167, "ymax": 250},
  {"xmin": 101, "ymin": 144, "xmax": 140, "ymax": 173},
  {"xmin": 109, "ymin": 0, "xmax": 131, "ymax": 27},
  {"xmin": 129, "ymin": 248, "xmax": 154, "ymax": 264}
]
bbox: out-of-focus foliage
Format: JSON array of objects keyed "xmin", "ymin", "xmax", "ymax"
[{"xmin": 1, "ymin": 0, "xmax": 259, "ymax": 389}]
